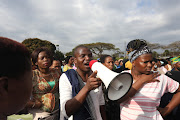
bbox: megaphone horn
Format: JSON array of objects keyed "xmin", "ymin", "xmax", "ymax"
[{"xmin": 89, "ymin": 60, "xmax": 133, "ymax": 101}]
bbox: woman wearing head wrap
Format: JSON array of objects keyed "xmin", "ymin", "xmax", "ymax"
[
  {"xmin": 118, "ymin": 39, "xmax": 180, "ymax": 120},
  {"xmin": 171, "ymin": 56, "xmax": 180, "ymax": 71}
]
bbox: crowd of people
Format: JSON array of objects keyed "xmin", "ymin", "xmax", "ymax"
[{"xmin": 1, "ymin": 37, "xmax": 180, "ymax": 120}]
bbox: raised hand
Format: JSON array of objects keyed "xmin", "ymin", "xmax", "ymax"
[
  {"xmin": 140, "ymin": 72, "xmax": 161, "ymax": 84},
  {"xmin": 85, "ymin": 70, "xmax": 102, "ymax": 91}
]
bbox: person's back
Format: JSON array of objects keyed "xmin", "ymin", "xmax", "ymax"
[{"xmin": 50, "ymin": 59, "xmax": 62, "ymax": 76}]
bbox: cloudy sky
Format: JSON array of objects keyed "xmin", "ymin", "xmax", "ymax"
[{"xmin": 1, "ymin": 0, "xmax": 180, "ymax": 53}]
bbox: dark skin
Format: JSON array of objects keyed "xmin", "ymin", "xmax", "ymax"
[
  {"xmin": 103, "ymin": 56, "xmax": 114, "ymax": 70},
  {"xmin": 65, "ymin": 47, "xmax": 106, "ymax": 120},
  {"xmin": 26, "ymin": 51, "xmax": 58, "ymax": 109},
  {"xmin": 68, "ymin": 57, "xmax": 74, "ymax": 67},
  {"xmin": 118, "ymin": 54, "xmax": 160, "ymax": 103},
  {"xmin": 0, "ymin": 70, "xmax": 32, "ymax": 120},
  {"xmin": 174, "ymin": 62, "xmax": 180, "ymax": 71},
  {"xmin": 118, "ymin": 53, "xmax": 180, "ymax": 118},
  {"xmin": 50, "ymin": 60, "xmax": 62, "ymax": 77}
]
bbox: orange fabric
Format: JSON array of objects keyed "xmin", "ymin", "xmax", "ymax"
[{"xmin": 32, "ymin": 68, "xmax": 60, "ymax": 112}]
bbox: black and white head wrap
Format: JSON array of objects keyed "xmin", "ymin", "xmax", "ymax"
[{"xmin": 128, "ymin": 46, "xmax": 152, "ymax": 63}]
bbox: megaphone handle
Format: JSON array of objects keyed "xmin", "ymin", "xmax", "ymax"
[{"xmin": 93, "ymin": 75, "xmax": 100, "ymax": 93}]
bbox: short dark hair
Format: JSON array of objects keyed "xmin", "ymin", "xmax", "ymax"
[
  {"xmin": 65, "ymin": 56, "xmax": 73, "ymax": 64},
  {"xmin": 100, "ymin": 54, "xmax": 112, "ymax": 63},
  {"xmin": 0, "ymin": 37, "xmax": 31, "ymax": 78},
  {"xmin": 31, "ymin": 47, "xmax": 53, "ymax": 65},
  {"xmin": 73, "ymin": 45, "xmax": 89, "ymax": 57}
]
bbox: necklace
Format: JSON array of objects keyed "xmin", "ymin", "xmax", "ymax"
[{"xmin": 39, "ymin": 71, "xmax": 54, "ymax": 82}]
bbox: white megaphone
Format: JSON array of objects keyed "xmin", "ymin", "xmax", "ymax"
[{"xmin": 89, "ymin": 60, "xmax": 133, "ymax": 101}]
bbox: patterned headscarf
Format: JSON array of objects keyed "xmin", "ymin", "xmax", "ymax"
[
  {"xmin": 127, "ymin": 46, "xmax": 152, "ymax": 63},
  {"xmin": 170, "ymin": 56, "xmax": 180, "ymax": 65}
]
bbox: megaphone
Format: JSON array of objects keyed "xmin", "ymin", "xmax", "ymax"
[{"xmin": 89, "ymin": 60, "xmax": 133, "ymax": 101}]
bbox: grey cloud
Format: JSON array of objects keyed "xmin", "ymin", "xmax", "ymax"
[{"xmin": 0, "ymin": 0, "xmax": 180, "ymax": 53}]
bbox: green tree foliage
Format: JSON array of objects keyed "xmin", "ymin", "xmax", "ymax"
[
  {"xmin": 152, "ymin": 51, "xmax": 159, "ymax": 58},
  {"xmin": 54, "ymin": 50, "xmax": 65, "ymax": 61},
  {"xmin": 22, "ymin": 38, "xmax": 56, "ymax": 53},
  {"xmin": 162, "ymin": 50, "xmax": 170, "ymax": 57},
  {"xmin": 112, "ymin": 48, "xmax": 124, "ymax": 58},
  {"xmin": 82, "ymin": 42, "xmax": 120, "ymax": 57},
  {"xmin": 165, "ymin": 41, "xmax": 180, "ymax": 56},
  {"xmin": 65, "ymin": 51, "xmax": 73, "ymax": 56}
]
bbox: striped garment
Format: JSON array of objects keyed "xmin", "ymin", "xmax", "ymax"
[{"xmin": 120, "ymin": 70, "xmax": 179, "ymax": 120}]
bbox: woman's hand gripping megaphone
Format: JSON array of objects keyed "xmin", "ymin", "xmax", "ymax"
[{"xmin": 85, "ymin": 70, "xmax": 102, "ymax": 92}]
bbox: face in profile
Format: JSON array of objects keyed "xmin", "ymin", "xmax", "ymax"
[
  {"xmin": 103, "ymin": 56, "xmax": 114, "ymax": 70},
  {"xmin": 68, "ymin": 57, "xmax": 74, "ymax": 65}
]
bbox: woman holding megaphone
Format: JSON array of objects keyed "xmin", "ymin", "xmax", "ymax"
[{"xmin": 118, "ymin": 39, "xmax": 180, "ymax": 120}]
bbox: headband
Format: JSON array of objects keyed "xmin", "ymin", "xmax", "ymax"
[
  {"xmin": 128, "ymin": 46, "xmax": 152, "ymax": 63},
  {"xmin": 170, "ymin": 56, "xmax": 180, "ymax": 65}
]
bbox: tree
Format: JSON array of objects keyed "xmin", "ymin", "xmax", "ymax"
[
  {"xmin": 65, "ymin": 51, "xmax": 73, "ymax": 56},
  {"xmin": 162, "ymin": 50, "xmax": 170, "ymax": 57},
  {"xmin": 112, "ymin": 48, "xmax": 124, "ymax": 58},
  {"xmin": 146, "ymin": 41, "xmax": 162, "ymax": 50},
  {"xmin": 152, "ymin": 51, "xmax": 159, "ymax": 58},
  {"xmin": 165, "ymin": 41, "xmax": 180, "ymax": 56},
  {"xmin": 82, "ymin": 42, "xmax": 121, "ymax": 57},
  {"xmin": 22, "ymin": 38, "xmax": 56, "ymax": 53},
  {"xmin": 54, "ymin": 50, "xmax": 65, "ymax": 61}
]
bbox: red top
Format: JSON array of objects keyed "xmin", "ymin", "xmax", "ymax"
[{"xmin": 89, "ymin": 60, "xmax": 98, "ymax": 69}]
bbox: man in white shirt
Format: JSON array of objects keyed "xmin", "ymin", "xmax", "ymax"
[{"xmin": 59, "ymin": 45, "xmax": 106, "ymax": 120}]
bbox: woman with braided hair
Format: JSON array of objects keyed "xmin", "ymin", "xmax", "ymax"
[{"xmin": 118, "ymin": 39, "xmax": 180, "ymax": 120}]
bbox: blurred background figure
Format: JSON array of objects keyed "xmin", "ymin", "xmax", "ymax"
[
  {"xmin": 119, "ymin": 59, "xmax": 123, "ymax": 68},
  {"xmin": 61, "ymin": 60, "xmax": 66, "ymax": 73},
  {"xmin": 114, "ymin": 59, "xmax": 121, "ymax": 69},
  {"xmin": 125, "ymin": 60, "xmax": 132, "ymax": 70},
  {"xmin": 114, "ymin": 58, "xmax": 130, "ymax": 73},
  {"xmin": 157, "ymin": 59, "xmax": 169, "ymax": 74},
  {"xmin": 151, "ymin": 57, "xmax": 158, "ymax": 71},
  {"xmin": 171, "ymin": 56, "xmax": 180, "ymax": 71},
  {"xmin": 26, "ymin": 47, "xmax": 60, "ymax": 120},
  {"xmin": 32, "ymin": 59, "xmax": 38, "ymax": 70},
  {"xmin": 160, "ymin": 56, "xmax": 180, "ymax": 120},
  {"xmin": 50, "ymin": 58, "xmax": 62, "ymax": 76},
  {"xmin": 63, "ymin": 56, "xmax": 74, "ymax": 72},
  {"xmin": 166, "ymin": 57, "xmax": 173, "ymax": 71},
  {"xmin": 0, "ymin": 37, "xmax": 32, "ymax": 120},
  {"xmin": 100, "ymin": 54, "xmax": 120, "ymax": 120}
]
